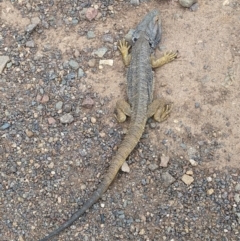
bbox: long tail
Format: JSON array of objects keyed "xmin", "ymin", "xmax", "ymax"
[{"xmin": 39, "ymin": 121, "xmax": 146, "ymax": 241}]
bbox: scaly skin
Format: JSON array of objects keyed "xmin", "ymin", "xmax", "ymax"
[{"xmin": 39, "ymin": 9, "xmax": 177, "ymax": 241}]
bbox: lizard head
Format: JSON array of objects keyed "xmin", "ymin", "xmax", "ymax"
[{"xmin": 145, "ymin": 15, "xmax": 162, "ymax": 50}]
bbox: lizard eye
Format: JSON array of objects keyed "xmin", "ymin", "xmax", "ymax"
[{"xmin": 149, "ymin": 41, "xmax": 154, "ymax": 48}]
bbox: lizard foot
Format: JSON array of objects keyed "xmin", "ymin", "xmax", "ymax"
[
  {"xmin": 118, "ymin": 39, "xmax": 131, "ymax": 66},
  {"xmin": 148, "ymin": 99, "xmax": 172, "ymax": 123},
  {"xmin": 151, "ymin": 50, "xmax": 178, "ymax": 68},
  {"xmin": 115, "ymin": 100, "xmax": 131, "ymax": 123}
]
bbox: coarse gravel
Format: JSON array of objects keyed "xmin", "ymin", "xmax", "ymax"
[{"xmin": 0, "ymin": 1, "xmax": 239, "ymax": 241}]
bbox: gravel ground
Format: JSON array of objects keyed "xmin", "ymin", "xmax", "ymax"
[{"xmin": 0, "ymin": 0, "xmax": 239, "ymax": 241}]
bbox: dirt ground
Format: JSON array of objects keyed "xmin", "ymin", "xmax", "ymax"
[{"xmin": 0, "ymin": 0, "xmax": 240, "ymax": 241}]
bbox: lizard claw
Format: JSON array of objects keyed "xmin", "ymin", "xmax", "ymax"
[
  {"xmin": 164, "ymin": 50, "xmax": 178, "ymax": 63},
  {"xmin": 118, "ymin": 39, "xmax": 131, "ymax": 55},
  {"xmin": 118, "ymin": 39, "xmax": 132, "ymax": 66}
]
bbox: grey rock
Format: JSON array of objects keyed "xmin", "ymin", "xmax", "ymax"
[
  {"xmin": 25, "ymin": 23, "xmax": 38, "ymax": 33},
  {"xmin": 234, "ymin": 194, "xmax": 240, "ymax": 203},
  {"xmin": 235, "ymin": 183, "xmax": 240, "ymax": 191},
  {"xmin": 236, "ymin": 213, "xmax": 240, "ymax": 224},
  {"xmin": 78, "ymin": 68, "xmax": 85, "ymax": 78},
  {"xmin": 6, "ymin": 62, "xmax": 12, "ymax": 68},
  {"xmin": 82, "ymin": 97, "xmax": 94, "ymax": 109},
  {"xmin": 56, "ymin": 101, "xmax": 63, "ymax": 110},
  {"xmin": 60, "ymin": 113, "xmax": 74, "ymax": 124},
  {"xmin": 31, "ymin": 17, "xmax": 41, "ymax": 25},
  {"xmin": 130, "ymin": 0, "xmax": 139, "ymax": 5},
  {"xmin": 72, "ymin": 19, "xmax": 79, "ymax": 25},
  {"xmin": 63, "ymin": 104, "xmax": 72, "ymax": 113},
  {"xmin": 162, "ymin": 172, "xmax": 176, "ymax": 187},
  {"xmin": 26, "ymin": 40, "xmax": 35, "ymax": 48},
  {"xmin": 63, "ymin": 60, "xmax": 69, "ymax": 68},
  {"xmin": 148, "ymin": 163, "xmax": 158, "ymax": 171},
  {"xmin": 179, "ymin": 0, "xmax": 198, "ymax": 8},
  {"xmin": 102, "ymin": 34, "xmax": 114, "ymax": 43},
  {"xmin": 93, "ymin": 47, "xmax": 108, "ymax": 58},
  {"xmin": 88, "ymin": 58, "xmax": 96, "ymax": 67},
  {"xmin": 0, "ymin": 123, "xmax": 11, "ymax": 130},
  {"xmin": 195, "ymin": 102, "xmax": 200, "ymax": 108},
  {"xmin": 149, "ymin": 122, "xmax": 156, "ymax": 129},
  {"xmin": 87, "ymin": 31, "xmax": 95, "ymax": 39},
  {"xmin": 69, "ymin": 60, "xmax": 79, "ymax": 70},
  {"xmin": 42, "ymin": 20, "xmax": 49, "ymax": 29},
  {"xmin": 0, "ymin": 56, "xmax": 10, "ymax": 74},
  {"xmin": 80, "ymin": 149, "xmax": 87, "ymax": 157},
  {"xmin": 190, "ymin": 3, "xmax": 199, "ymax": 11},
  {"xmin": 79, "ymin": 8, "xmax": 87, "ymax": 20}
]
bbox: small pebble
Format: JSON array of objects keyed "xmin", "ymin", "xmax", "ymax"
[
  {"xmin": 148, "ymin": 163, "xmax": 158, "ymax": 171},
  {"xmin": 207, "ymin": 188, "xmax": 214, "ymax": 195},
  {"xmin": 102, "ymin": 34, "xmax": 114, "ymax": 43},
  {"xmin": 60, "ymin": 113, "xmax": 74, "ymax": 124},
  {"xmin": 179, "ymin": 0, "xmax": 197, "ymax": 8},
  {"xmin": 0, "ymin": 56, "xmax": 10, "ymax": 73},
  {"xmin": 186, "ymin": 170, "xmax": 193, "ymax": 175},
  {"xmin": 234, "ymin": 194, "xmax": 240, "ymax": 203},
  {"xmin": 82, "ymin": 97, "xmax": 94, "ymax": 109},
  {"xmin": 189, "ymin": 159, "xmax": 198, "ymax": 166},
  {"xmin": 25, "ymin": 129, "xmax": 34, "ymax": 137},
  {"xmin": 87, "ymin": 30, "xmax": 95, "ymax": 39},
  {"xmin": 48, "ymin": 162, "xmax": 54, "ymax": 168},
  {"xmin": 25, "ymin": 40, "xmax": 35, "ymax": 48},
  {"xmin": 69, "ymin": 60, "xmax": 79, "ymax": 70},
  {"xmin": 48, "ymin": 117, "xmax": 56, "ymax": 125},
  {"xmin": 121, "ymin": 161, "xmax": 130, "ymax": 173},
  {"xmin": 91, "ymin": 117, "xmax": 96, "ymax": 124},
  {"xmin": 181, "ymin": 174, "xmax": 194, "ymax": 185},
  {"xmin": 235, "ymin": 183, "xmax": 240, "ymax": 191},
  {"xmin": 78, "ymin": 68, "xmax": 85, "ymax": 78},
  {"xmin": 206, "ymin": 176, "xmax": 212, "ymax": 182},
  {"xmin": 85, "ymin": 8, "xmax": 98, "ymax": 21},
  {"xmin": 160, "ymin": 155, "xmax": 170, "ymax": 167},
  {"xmin": 0, "ymin": 123, "xmax": 11, "ymax": 130},
  {"xmin": 55, "ymin": 101, "xmax": 63, "ymax": 110},
  {"xmin": 25, "ymin": 23, "xmax": 38, "ymax": 33},
  {"xmin": 162, "ymin": 172, "xmax": 176, "ymax": 187},
  {"xmin": 93, "ymin": 47, "xmax": 108, "ymax": 58},
  {"xmin": 88, "ymin": 59, "xmax": 96, "ymax": 67},
  {"xmin": 41, "ymin": 95, "xmax": 49, "ymax": 103},
  {"xmin": 99, "ymin": 59, "xmax": 113, "ymax": 66},
  {"xmin": 63, "ymin": 104, "xmax": 72, "ymax": 113}
]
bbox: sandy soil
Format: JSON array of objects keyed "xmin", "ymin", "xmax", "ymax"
[{"xmin": 0, "ymin": 0, "xmax": 239, "ymax": 240}]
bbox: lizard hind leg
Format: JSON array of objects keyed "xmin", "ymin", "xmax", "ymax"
[
  {"xmin": 115, "ymin": 100, "xmax": 131, "ymax": 123},
  {"xmin": 147, "ymin": 99, "xmax": 172, "ymax": 123}
]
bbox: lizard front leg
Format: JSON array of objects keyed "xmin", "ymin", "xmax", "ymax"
[
  {"xmin": 118, "ymin": 39, "xmax": 131, "ymax": 66},
  {"xmin": 151, "ymin": 51, "xmax": 178, "ymax": 69}
]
